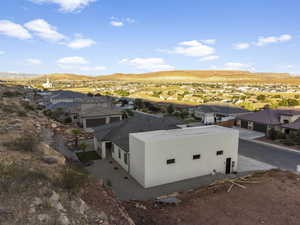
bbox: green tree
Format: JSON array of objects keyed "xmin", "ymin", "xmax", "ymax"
[
  {"xmin": 256, "ymin": 95, "xmax": 266, "ymax": 101},
  {"xmin": 72, "ymin": 129, "xmax": 81, "ymax": 147},
  {"xmin": 167, "ymin": 104, "xmax": 175, "ymax": 114}
]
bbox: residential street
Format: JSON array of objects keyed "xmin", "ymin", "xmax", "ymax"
[{"xmin": 239, "ymin": 139, "xmax": 300, "ymax": 172}]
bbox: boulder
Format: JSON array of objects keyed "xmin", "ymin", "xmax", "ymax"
[{"xmin": 42, "ymin": 156, "xmax": 58, "ymax": 164}]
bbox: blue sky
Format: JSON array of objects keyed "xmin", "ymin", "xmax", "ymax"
[{"xmin": 0, "ymin": 0, "xmax": 299, "ymax": 75}]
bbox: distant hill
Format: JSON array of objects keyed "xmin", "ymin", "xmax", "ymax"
[
  {"xmin": 95, "ymin": 71, "xmax": 292, "ymax": 82},
  {"xmin": 33, "ymin": 73, "xmax": 96, "ymax": 81},
  {"xmin": 3, "ymin": 70, "xmax": 299, "ymax": 84},
  {"xmin": 0, "ymin": 72, "xmax": 40, "ymax": 80}
]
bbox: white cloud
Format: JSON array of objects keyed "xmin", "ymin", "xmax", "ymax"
[
  {"xmin": 67, "ymin": 38, "xmax": 96, "ymax": 49},
  {"xmin": 24, "ymin": 19, "xmax": 66, "ymax": 42},
  {"xmin": 0, "ymin": 20, "xmax": 31, "ymax": 40},
  {"xmin": 110, "ymin": 21, "xmax": 124, "ymax": 27},
  {"xmin": 0, "ymin": 51, "xmax": 5, "ymax": 55},
  {"xmin": 58, "ymin": 56, "xmax": 89, "ymax": 64},
  {"xmin": 120, "ymin": 57, "xmax": 174, "ymax": 71},
  {"xmin": 171, "ymin": 40, "xmax": 215, "ymax": 57},
  {"xmin": 199, "ymin": 55, "xmax": 219, "ymax": 62},
  {"xmin": 110, "ymin": 17, "xmax": 135, "ymax": 27},
  {"xmin": 201, "ymin": 39, "xmax": 216, "ymax": 45},
  {"xmin": 233, "ymin": 42, "xmax": 250, "ymax": 50},
  {"xmin": 31, "ymin": 0, "xmax": 96, "ymax": 12},
  {"xmin": 79, "ymin": 66, "xmax": 106, "ymax": 71},
  {"xmin": 25, "ymin": 58, "xmax": 42, "ymax": 65},
  {"xmin": 256, "ymin": 34, "xmax": 292, "ymax": 46},
  {"xmin": 125, "ymin": 17, "xmax": 135, "ymax": 23},
  {"xmin": 224, "ymin": 62, "xmax": 254, "ymax": 71}
]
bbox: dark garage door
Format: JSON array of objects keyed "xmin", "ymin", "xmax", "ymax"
[
  {"xmin": 86, "ymin": 118, "xmax": 106, "ymax": 127},
  {"xmin": 110, "ymin": 116, "xmax": 120, "ymax": 123},
  {"xmin": 253, "ymin": 123, "xmax": 267, "ymax": 133},
  {"xmin": 241, "ymin": 120, "xmax": 248, "ymax": 129}
]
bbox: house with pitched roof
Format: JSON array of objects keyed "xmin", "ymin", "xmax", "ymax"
[
  {"xmin": 236, "ymin": 106, "xmax": 300, "ymax": 134},
  {"xmin": 93, "ymin": 113, "xmax": 239, "ymax": 188}
]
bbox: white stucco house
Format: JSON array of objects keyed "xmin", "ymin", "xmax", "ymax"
[{"xmin": 93, "ymin": 114, "xmax": 239, "ymax": 188}]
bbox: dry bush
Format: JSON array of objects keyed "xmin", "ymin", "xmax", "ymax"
[
  {"xmin": 4, "ymin": 133, "xmax": 41, "ymax": 152},
  {"xmin": 0, "ymin": 163, "xmax": 49, "ymax": 194},
  {"xmin": 55, "ymin": 167, "xmax": 88, "ymax": 193}
]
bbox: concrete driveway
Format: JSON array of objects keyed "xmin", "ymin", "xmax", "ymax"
[{"xmin": 233, "ymin": 127, "xmax": 265, "ymax": 140}]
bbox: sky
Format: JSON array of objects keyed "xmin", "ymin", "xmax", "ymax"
[{"xmin": 0, "ymin": 0, "xmax": 300, "ymax": 75}]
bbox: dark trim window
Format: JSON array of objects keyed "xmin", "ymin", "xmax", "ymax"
[
  {"xmin": 118, "ymin": 149, "xmax": 121, "ymax": 159},
  {"xmin": 216, "ymin": 150, "xmax": 224, "ymax": 156},
  {"xmin": 124, "ymin": 153, "xmax": 128, "ymax": 165},
  {"xmin": 193, "ymin": 154, "xmax": 201, "ymax": 160},
  {"xmin": 166, "ymin": 159, "xmax": 175, "ymax": 164}
]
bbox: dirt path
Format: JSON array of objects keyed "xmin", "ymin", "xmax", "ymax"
[{"xmin": 124, "ymin": 170, "xmax": 300, "ymax": 225}]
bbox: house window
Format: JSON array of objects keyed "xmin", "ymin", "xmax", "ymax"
[
  {"xmin": 283, "ymin": 119, "xmax": 289, "ymax": 124},
  {"xmin": 118, "ymin": 149, "xmax": 121, "ymax": 159},
  {"xmin": 216, "ymin": 150, "xmax": 223, "ymax": 156},
  {"xmin": 166, "ymin": 159, "xmax": 175, "ymax": 164},
  {"xmin": 124, "ymin": 153, "xmax": 128, "ymax": 165},
  {"xmin": 193, "ymin": 154, "xmax": 201, "ymax": 160}
]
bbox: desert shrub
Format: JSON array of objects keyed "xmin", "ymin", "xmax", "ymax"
[
  {"xmin": 17, "ymin": 110, "xmax": 27, "ymax": 117},
  {"xmin": 167, "ymin": 104, "xmax": 175, "ymax": 114},
  {"xmin": 5, "ymin": 134, "xmax": 40, "ymax": 152},
  {"xmin": 64, "ymin": 117, "xmax": 72, "ymax": 124},
  {"xmin": 56, "ymin": 167, "xmax": 88, "ymax": 193},
  {"xmin": 2, "ymin": 91, "xmax": 22, "ymax": 98},
  {"xmin": 21, "ymin": 101, "xmax": 35, "ymax": 111},
  {"xmin": 1, "ymin": 104, "xmax": 17, "ymax": 114},
  {"xmin": 268, "ymin": 128, "xmax": 278, "ymax": 140},
  {"xmin": 0, "ymin": 163, "xmax": 48, "ymax": 193}
]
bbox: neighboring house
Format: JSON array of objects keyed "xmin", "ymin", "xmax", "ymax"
[
  {"xmin": 190, "ymin": 104, "xmax": 249, "ymax": 125},
  {"xmin": 281, "ymin": 118, "xmax": 300, "ymax": 134},
  {"xmin": 49, "ymin": 91, "xmax": 87, "ymax": 104},
  {"xmin": 236, "ymin": 107, "xmax": 300, "ymax": 134},
  {"xmin": 45, "ymin": 92, "xmax": 123, "ymax": 128},
  {"xmin": 76, "ymin": 103, "xmax": 123, "ymax": 129},
  {"xmin": 93, "ymin": 114, "xmax": 239, "ymax": 188}
]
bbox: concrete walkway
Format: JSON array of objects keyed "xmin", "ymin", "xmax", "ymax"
[
  {"xmin": 86, "ymin": 154, "xmax": 272, "ymax": 201},
  {"xmin": 233, "ymin": 127, "xmax": 265, "ymax": 140},
  {"xmin": 238, "ymin": 155, "xmax": 276, "ymax": 172}
]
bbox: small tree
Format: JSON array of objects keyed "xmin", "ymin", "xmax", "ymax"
[
  {"xmin": 79, "ymin": 142, "xmax": 88, "ymax": 152},
  {"xmin": 268, "ymin": 128, "xmax": 278, "ymax": 140},
  {"xmin": 72, "ymin": 129, "xmax": 81, "ymax": 147},
  {"xmin": 167, "ymin": 104, "xmax": 175, "ymax": 114}
]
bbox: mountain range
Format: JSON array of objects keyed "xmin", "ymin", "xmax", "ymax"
[{"xmin": 1, "ymin": 70, "xmax": 299, "ymax": 84}]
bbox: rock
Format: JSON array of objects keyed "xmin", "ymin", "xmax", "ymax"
[
  {"xmin": 49, "ymin": 191, "xmax": 66, "ymax": 212},
  {"xmin": 71, "ymin": 198, "xmax": 89, "ymax": 215},
  {"xmin": 32, "ymin": 197, "xmax": 43, "ymax": 207},
  {"xmin": 96, "ymin": 211, "xmax": 109, "ymax": 225},
  {"xmin": 42, "ymin": 156, "xmax": 58, "ymax": 164},
  {"xmin": 38, "ymin": 214, "xmax": 50, "ymax": 223},
  {"xmin": 50, "ymin": 191, "xmax": 60, "ymax": 203},
  {"xmin": 51, "ymin": 123, "xmax": 57, "ymax": 128},
  {"xmin": 29, "ymin": 207, "xmax": 36, "ymax": 214},
  {"xmin": 58, "ymin": 214, "xmax": 70, "ymax": 225}
]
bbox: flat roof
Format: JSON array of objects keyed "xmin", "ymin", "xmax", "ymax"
[{"xmin": 131, "ymin": 125, "xmax": 238, "ymax": 142}]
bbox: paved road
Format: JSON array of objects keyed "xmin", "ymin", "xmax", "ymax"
[{"xmin": 239, "ymin": 139, "xmax": 300, "ymax": 172}]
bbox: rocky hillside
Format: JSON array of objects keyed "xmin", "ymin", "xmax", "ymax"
[{"xmin": 0, "ymin": 85, "xmax": 135, "ymax": 225}]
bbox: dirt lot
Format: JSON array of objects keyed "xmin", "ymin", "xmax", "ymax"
[{"xmin": 124, "ymin": 170, "xmax": 300, "ymax": 225}]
